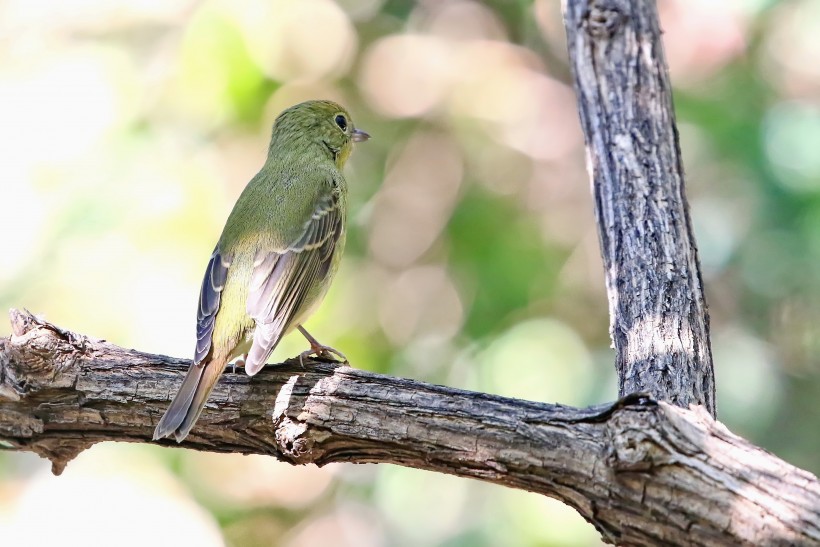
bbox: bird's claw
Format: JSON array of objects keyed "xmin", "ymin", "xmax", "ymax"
[
  {"xmin": 231, "ymin": 355, "xmax": 247, "ymax": 374},
  {"xmin": 298, "ymin": 344, "xmax": 348, "ymax": 368}
]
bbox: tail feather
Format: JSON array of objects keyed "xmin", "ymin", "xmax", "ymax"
[
  {"xmin": 153, "ymin": 357, "xmax": 226, "ymax": 443},
  {"xmin": 173, "ymin": 360, "xmax": 225, "ymax": 442}
]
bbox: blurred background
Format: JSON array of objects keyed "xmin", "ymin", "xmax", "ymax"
[{"xmin": 0, "ymin": 0, "xmax": 818, "ymax": 545}]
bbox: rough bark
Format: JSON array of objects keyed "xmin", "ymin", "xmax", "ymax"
[
  {"xmin": 0, "ymin": 309, "xmax": 818, "ymax": 546},
  {"xmin": 563, "ymin": 0, "xmax": 716, "ymax": 415}
]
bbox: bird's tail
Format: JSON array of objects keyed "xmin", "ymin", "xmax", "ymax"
[{"xmin": 153, "ymin": 356, "xmax": 226, "ymax": 443}]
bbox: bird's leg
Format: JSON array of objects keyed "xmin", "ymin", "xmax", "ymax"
[
  {"xmin": 297, "ymin": 325, "xmax": 348, "ymax": 367},
  {"xmin": 231, "ymin": 354, "xmax": 248, "ymax": 374}
]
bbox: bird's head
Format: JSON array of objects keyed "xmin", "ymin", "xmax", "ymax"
[{"xmin": 269, "ymin": 100, "xmax": 370, "ymax": 169}]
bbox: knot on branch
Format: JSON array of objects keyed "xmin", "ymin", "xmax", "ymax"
[
  {"xmin": 605, "ymin": 406, "xmax": 665, "ymax": 472},
  {"xmin": 30, "ymin": 437, "xmax": 94, "ymax": 476},
  {"xmin": 271, "ymin": 373, "xmax": 326, "ymax": 464},
  {"xmin": 583, "ymin": 0, "xmax": 625, "ymax": 38},
  {"xmin": 274, "ymin": 416, "xmax": 317, "ymax": 463},
  {"xmin": 1, "ymin": 309, "xmax": 85, "ymax": 399}
]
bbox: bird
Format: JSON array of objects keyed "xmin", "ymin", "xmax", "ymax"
[{"xmin": 153, "ymin": 100, "xmax": 370, "ymax": 443}]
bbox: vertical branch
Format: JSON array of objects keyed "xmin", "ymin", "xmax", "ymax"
[{"xmin": 563, "ymin": 0, "xmax": 715, "ymax": 416}]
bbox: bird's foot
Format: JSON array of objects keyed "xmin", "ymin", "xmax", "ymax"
[
  {"xmin": 296, "ymin": 325, "xmax": 348, "ymax": 367},
  {"xmin": 230, "ymin": 354, "xmax": 248, "ymax": 374},
  {"xmin": 298, "ymin": 343, "xmax": 348, "ymax": 368}
]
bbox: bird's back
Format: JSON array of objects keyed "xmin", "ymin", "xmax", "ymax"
[{"xmin": 209, "ymin": 155, "xmax": 346, "ymax": 361}]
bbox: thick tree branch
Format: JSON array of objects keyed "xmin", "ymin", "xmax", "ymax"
[
  {"xmin": 564, "ymin": 0, "xmax": 716, "ymax": 415},
  {"xmin": 1, "ymin": 309, "xmax": 819, "ymax": 546}
]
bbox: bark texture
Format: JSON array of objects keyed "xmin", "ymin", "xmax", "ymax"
[
  {"xmin": 1, "ymin": 310, "xmax": 819, "ymax": 546},
  {"xmin": 564, "ymin": 0, "xmax": 716, "ymax": 415}
]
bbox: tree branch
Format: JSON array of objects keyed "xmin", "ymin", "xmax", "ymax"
[
  {"xmin": 564, "ymin": 0, "xmax": 716, "ymax": 415},
  {"xmin": 1, "ymin": 309, "xmax": 819, "ymax": 546}
]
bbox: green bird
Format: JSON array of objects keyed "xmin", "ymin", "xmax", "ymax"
[{"xmin": 154, "ymin": 100, "xmax": 370, "ymax": 443}]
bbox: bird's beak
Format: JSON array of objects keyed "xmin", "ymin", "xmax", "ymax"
[{"xmin": 352, "ymin": 128, "xmax": 371, "ymax": 142}]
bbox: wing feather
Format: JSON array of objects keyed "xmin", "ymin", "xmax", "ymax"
[
  {"xmin": 243, "ymin": 185, "xmax": 343, "ymax": 375},
  {"xmin": 194, "ymin": 249, "xmax": 232, "ymax": 364}
]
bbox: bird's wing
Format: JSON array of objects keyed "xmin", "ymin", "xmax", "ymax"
[
  {"xmin": 244, "ymin": 184, "xmax": 343, "ymax": 374},
  {"xmin": 194, "ymin": 248, "xmax": 233, "ymax": 365}
]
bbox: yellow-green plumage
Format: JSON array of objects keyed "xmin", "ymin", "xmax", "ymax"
[{"xmin": 154, "ymin": 100, "xmax": 369, "ymax": 442}]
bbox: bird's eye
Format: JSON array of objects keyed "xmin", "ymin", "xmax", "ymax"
[{"xmin": 334, "ymin": 114, "xmax": 348, "ymax": 131}]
